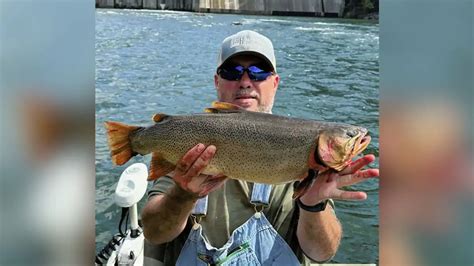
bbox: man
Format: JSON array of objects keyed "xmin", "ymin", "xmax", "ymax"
[{"xmin": 142, "ymin": 30, "xmax": 379, "ymax": 265}]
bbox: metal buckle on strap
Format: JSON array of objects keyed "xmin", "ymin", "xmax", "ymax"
[
  {"xmin": 191, "ymin": 214, "xmax": 204, "ymax": 230},
  {"xmin": 191, "ymin": 214, "xmax": 204, "ymax": 225},
  {"xmin": 253, "ymin": 204, "xmax": 265, "ymax": 213}
]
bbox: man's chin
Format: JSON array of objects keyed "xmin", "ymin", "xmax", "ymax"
[{"xmin": 233, "ymin": 98, "xmax": 258, "ymax": 110}]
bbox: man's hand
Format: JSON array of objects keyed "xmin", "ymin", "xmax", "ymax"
[
  {"xmin": 296, "ymin": 154, "xmax": 379, "ymax": 260},
  {"xmin": 172, "ymin": 143, "xmax": 228, "ymax": 198},
  {"xmin": 142, "ymin": 143, "xmax": 227, "ymax": 244},
  {"xmin": 299, "ymin": 154, "xmax": 379, "ymax": 206}
]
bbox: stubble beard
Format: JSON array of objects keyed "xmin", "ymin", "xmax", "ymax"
[{"xmin": 256, "ymin": 100, "xmax": 274, "ymax": 114}]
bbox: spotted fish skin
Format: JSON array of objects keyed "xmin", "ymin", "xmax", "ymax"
[{"xmin": 104, "ymin": 102, "xmax": 370, "ymax": 190}]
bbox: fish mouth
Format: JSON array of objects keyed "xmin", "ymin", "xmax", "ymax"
[{"xmin": 352, "ymin": 132, "xmax": 371, "ymax": 157}]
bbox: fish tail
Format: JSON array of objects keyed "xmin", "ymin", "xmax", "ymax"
[{"xmin": 104, "ymin": 121, "xmax": 141, "ymax": 165}]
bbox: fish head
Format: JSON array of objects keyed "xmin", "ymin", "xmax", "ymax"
[{"xmin": 317, "ymin": 125, "xmax": 371, "ymax": 171}]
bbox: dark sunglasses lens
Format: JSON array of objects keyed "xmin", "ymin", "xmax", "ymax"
[
  {"xmin": 247, "ymin": 65, "xmax": 265, "ymax": 72},
  {"xmin": 219, "ymin": 68, "xmax": 243, "ymax": 81},
  {"xmin": 249, "ymin": 72, "xmax": 272, "ymax": 81},
  {"xmin": 247, "ymin": 65, "xmax": 272, "ymax": 81},
  {"xmin": 219, "ymin": 65, "xmax": 272, "ymax": 81}
]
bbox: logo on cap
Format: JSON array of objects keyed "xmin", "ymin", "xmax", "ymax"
[{"xmin": 230, "ymin": 36, "xmax": 250, "ymax": 48}]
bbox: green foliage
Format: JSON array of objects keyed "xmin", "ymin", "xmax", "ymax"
[
  {"xmin": 361, "ymin": 0, "xmax": 374, "ymax": 11},
  {"xmin": 344, "ymin": 0, "xmax": 378, "ymax": 19}
]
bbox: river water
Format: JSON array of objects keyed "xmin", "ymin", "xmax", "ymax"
[{"xmin": 95, "ymin": 9, "xmax": 379, "ymax": 263}]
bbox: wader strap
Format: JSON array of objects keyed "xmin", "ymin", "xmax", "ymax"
[
  {"xmin": 191, "ymin": 195, "xmax": 208, "ymax": 216},
  {"xmin": 191, "ymin": 183, "xmax": 272, "ymax": 216},
  {"xmin": 250, "ymin": 183, "xmax": 272, "ymax": 206}
]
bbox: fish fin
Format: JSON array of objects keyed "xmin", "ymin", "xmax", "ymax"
[
  {"xmin": 204, "ymin": 101, "xmax": 246, "ymax": 114},
  {"xmin": 104, "ymin": 121, "xmax": 141, "ymax": 165},
  {"xmin": 148, "ymin": 152, "xmax": 176, "ymax": 181},
  {"xmin": 292, "ymin": 169, "xmax": 318, "ymax": 199},
  {"xmin": 212, "ymin": 101, "xmax": 243, "ymax": 110},
  {"xmin": 205, "ymin": 101, "xmax": 246, "ymax": 113},
  {"xmin": 204, "ymin": 108, "xmax": 219, "ymax": 113},
  {"xmin": 152, "ymin": 113, "xmax": 169, "ymax": 123},
  {"xmin": 205, "ymin": 108, "xmax": 243, "ymax": 113},
  {"xmin": 199, "ymin": 174, "xmax": 228, "ymax": 196}
]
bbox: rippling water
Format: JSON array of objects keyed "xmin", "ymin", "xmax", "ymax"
[{"xmin": 96, "ymin": 9, "xmax": 379, "ymax": 263}]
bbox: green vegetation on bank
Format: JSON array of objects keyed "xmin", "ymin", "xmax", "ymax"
[{"xmin": 344, "ymin": 0, "xmax": 379, "ymax": 19}]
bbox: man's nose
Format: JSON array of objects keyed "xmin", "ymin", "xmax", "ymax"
[{"xmin": 239, "ymin": 71, "xmax": 252, "ymax": 88}]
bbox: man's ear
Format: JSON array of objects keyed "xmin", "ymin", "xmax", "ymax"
[
  {"xmin": 214, "ymin": 74, "xmax": 219, "ymax": 90},
  {"xmin": 273, "ymin": 74, "xmax": 280, "ymax": 90}
]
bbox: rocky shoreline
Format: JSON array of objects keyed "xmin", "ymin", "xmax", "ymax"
[{"xmin": 363, "ymin": 12, "xmax": 379, "ymax": 20}]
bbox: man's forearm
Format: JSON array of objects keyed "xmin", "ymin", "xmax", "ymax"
[
  {"xmin": 142, "ymin": 185, "xmax": 198, "ymax": 244},
  {"xmin": 296, "ymin": 204, "xmax": 342, "ymax": 262}
]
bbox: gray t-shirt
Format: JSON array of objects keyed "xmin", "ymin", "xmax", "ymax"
[{"xmin": 144, "ymin": 176, "xmax": 332, "ymax": 265}]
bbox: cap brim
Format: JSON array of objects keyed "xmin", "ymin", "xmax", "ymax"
[{"xmin": 217, "ymin": 51, "xmax": 276, "ymax": 73}]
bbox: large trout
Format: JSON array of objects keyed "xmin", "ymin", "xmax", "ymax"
[{"xmin": 105, "ymin": 102, "xmax": 371, "ymax": 197}]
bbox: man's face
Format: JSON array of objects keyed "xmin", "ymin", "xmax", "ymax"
[{"xmin": 214, "ymin": 55, "xmax": 280, "ymax": 113}]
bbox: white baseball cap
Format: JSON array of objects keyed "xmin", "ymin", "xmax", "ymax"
[{"xmin": 217, "ymin": 30, "xmax": 277, "ymax": 73}]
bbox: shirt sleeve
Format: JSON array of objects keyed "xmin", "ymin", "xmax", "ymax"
[{"xmin": 147, "ymin": 175, "xmax": 176, "ymax": 199}]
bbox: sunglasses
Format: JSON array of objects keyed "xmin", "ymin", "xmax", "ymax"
[{"xmin": 217, "ymin": 65, "xmax": 273, "ymax": 81}]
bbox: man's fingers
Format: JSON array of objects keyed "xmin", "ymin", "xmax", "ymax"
[
  {"xmin": 339, "ymin": 154, "xmax": 375, "ymax": 175},
  {"xmin": 332, "ymin": 190, "xmax": 367, "ymax": 201},
  {"xmin": 186, "ymin": 145, "xmax": 216, "ymax": 177},
  {"xmin": 175, "ymin": 143, "xmax": 205, "ymax": 174},
  {"xmin": 336, "ymin": 169, "xmax": 379, "ymax": 188},
  {"xmin": 357, "ymin": 168, "xmax": 379, "ymax": 178}
]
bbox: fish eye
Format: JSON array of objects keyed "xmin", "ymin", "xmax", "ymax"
[{"xmin": 346, "ymin": 130, "xmax": 358, "ymax": 138}]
